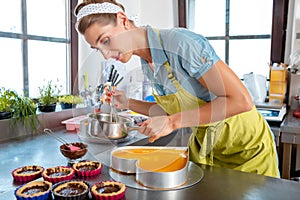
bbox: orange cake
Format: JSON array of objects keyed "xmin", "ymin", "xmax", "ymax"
[
  {"xmin": 112, "ymin": 148, "xmax": 188, "ymax": 173},
  {"xmin": 110, "ymin": 147, "xmax": 189, "ymax": 189}
]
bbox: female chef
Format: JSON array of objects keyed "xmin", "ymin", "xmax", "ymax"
[{"xmin": 75, "ymin": 0, "xmax": 280, "ymax": 178}]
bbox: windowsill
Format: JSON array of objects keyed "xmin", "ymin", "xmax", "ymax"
[{"xmin": 0, "ymin": 107, "xmax": 89, "ymax": 142}]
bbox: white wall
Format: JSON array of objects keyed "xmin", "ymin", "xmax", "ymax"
[
  {"xmin": 285, "ymin": 0, "xmax": 300, "ymax": 62},
  {"xmin": 139, "ymin": 0, "xmax": 178, "ymax": 28},
  {"xmin": 78, "ymin": 0, "xmax": 179, "ymax": 98},
  {"xmin": 285, "ymin": 0, "xmax": 300, "ymax": 105},
  {"xmin": 117, "ymin": 0, "xmax": 178, "ymax": 28}
]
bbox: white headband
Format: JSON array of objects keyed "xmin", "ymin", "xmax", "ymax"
[{"xmin": 76, "ymin": 2, "xmax": 123, "ymax": 21}]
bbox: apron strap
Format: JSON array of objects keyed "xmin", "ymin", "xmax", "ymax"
[
  {"xmin": 153, "ymin": 28, "xmax": 184, "ymax": 90},
  {"xmin": 164, "ymin": 61, "xmax": 179, "ymax": 85},
  {"xmin": 198, "ymin": 121, "xmax": 225, "ymax": 165}
]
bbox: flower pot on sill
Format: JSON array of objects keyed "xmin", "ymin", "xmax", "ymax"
[
  {"xmin": 38, "ymin": 104, "xmax": 56, "ymax": 112},
  {"xmin": 0, "ymin": 111, "xmax": 13, "ymax": 120},
  {"xmin": 60, "ymin": 103, "xmax": 73, "ymax": 110}
]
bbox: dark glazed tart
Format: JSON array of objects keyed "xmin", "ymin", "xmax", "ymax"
[
  {"xmin": 42, "ymin": 166, "xmax": 74, "ymax": 184},
  {"xmin": 91, "ymin": 181, "xmax": 126, "ymax": 200},
  {"xmin": 14, "ymin": 180, "xmax": 52, "ymax": 200},
  {"xmin": 73, "ymin": 161, "xmax": 102, "ymax": 177},
  {"xmin": 12, "ymin": 165, "xmax": 44, "ymax": 183},
  {"xmin": 52, "ymin": 180, "xmax": 89, "ymax": 200}
]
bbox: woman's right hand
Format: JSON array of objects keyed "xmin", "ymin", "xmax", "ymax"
[
  {"xmin": 139, "ymin": 115, "xmax": 175, "ymax": 143},
  {"xmin": 111, "ymin": 89, "xmax": 129, "ymax": 110}
]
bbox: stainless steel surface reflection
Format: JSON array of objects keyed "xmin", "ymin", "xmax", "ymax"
[{"xmin": 109, "ymin": 162, "xmax": 204, "ymax": 190}]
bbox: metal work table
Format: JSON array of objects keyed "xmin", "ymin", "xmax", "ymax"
[
  {"xmin": 1, "ymin": 128, "xmax": 300, "ymax": 199},
  {"xmin": 280, "ymin": 109, "xmax": 300, "ymax": 179}
]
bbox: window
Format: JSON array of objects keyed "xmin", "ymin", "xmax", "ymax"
[
  {"xmin": 186, "ymin": 0, "xmax": 273, "ymax": 79},
  {"xmin": 0, "ymin": 0, "xmax": 70, "ymax": 97}
]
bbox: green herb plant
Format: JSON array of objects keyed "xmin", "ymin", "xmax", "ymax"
[
  {"xmin": 0, "ymin": 87, "xmax": 39, "ymax": 131},
  {"xmin": 13, "ymin": 95, "xmax": 39, "ymax": 131},
  {"xmin": 58, "ymin": 95, "xmax": 83, "ymax": 104},
  {"xmin": 38, "ymin": 80, "xmax": 63, "ymax": 106},
  {"xmin": 0, "ymin": 88, "xmax": 17, "ymax": 113}
]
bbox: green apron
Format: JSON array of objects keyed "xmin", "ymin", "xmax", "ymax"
[{"xmin": 152, "ymin": 61, "xmax": 280, "ymax": 178}]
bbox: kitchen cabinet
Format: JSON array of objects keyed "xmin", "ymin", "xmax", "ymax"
[{"xmin": 280, "ymin": 109, "xmax": 300, "ymax": 179}]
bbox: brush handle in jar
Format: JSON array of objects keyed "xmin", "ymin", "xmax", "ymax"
[{"xmin": 44, "ymin": 128, "xmax": 69, "ymax": 145}]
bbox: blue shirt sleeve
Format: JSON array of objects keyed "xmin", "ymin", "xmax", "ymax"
[{"xmin": 162, "ymin": 28, "xmax": 220, "ymax": 80}]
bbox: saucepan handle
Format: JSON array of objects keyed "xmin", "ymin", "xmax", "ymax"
[{"xmin": 126, "ymin": 125, "xmax": 140, "ymax": 131}]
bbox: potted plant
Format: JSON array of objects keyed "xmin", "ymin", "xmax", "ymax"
[
  {"xmin": 0, "ymin": 88, "xmax": 17, "ymax": 119},
  {"xmin": 0, "ymin": 87, "xmax": 39, "ymax": 131},
  {"xmin": 58, "ymin": 95, "xmax": 83, "ymax": 109},
  {"xmin": 38, "ymin": 80, "xmax": 62, "ymax": 112},
  {"xmin": 13, "ymin": 96, "xmax": 39, "ymax": 131}
]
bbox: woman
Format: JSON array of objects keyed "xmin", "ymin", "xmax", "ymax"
[{"xmin": 75, "ymin": 0, "xmax": 280, "ymax": 178}]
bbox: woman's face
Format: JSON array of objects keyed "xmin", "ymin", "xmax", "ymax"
[{"xmin": 84, "ymin": 14, "xmax": 134, "ymax": 63}]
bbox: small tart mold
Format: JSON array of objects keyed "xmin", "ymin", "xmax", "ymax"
[
  {"xmin": 12, "ymin": 165, "xmax": 44, "ymax": 183},
  {"xmin": 51, "ymin": 180, "xmax": 89, "ymax": 200},
  {"xmin": 90, "ymin": 181, "xmax": 126, "ymax": 200},
  {"xmin": 42, "ymin": 166, "xmax": 74, "ymax": 184},
  {"xmin": 14, "ymin": 180, "xmax": 52, "ymax": 200},
  {"xmin": 73, "ymin": 160, "xmax": 102, "ymax": 177}
]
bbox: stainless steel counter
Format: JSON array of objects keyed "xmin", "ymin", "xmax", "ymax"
[
  {"xmin": 280, "ymin": 109, "xmax": 300, "ymax": 179},
  {"xmin": 281, "ymin": 109, "xmax": 300, "ymax": 133},
  {"xmin": 1, "ymin": 128, "xmax": 300, "ymax": 199}
]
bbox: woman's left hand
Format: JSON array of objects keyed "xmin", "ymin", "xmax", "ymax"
[{"xmin": 139, "ymin": 116, "xmax": 174, "ymax": 143}]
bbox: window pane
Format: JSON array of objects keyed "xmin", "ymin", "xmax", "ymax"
[
  {"xmin": 0, "ymin": 0, "xmax": 21, "ymax": 33},
  {"xmin": 208, "ymin": 40, "xmax": 226, "ymax": 62},
  {"xmin": 27, "ymin": 0, "xmax": 67, "ymax": 38},
  {"xmin": 0, "ymin": 38, "xmax": 23, "ymax": 94},
  {"xmin": 230, "ymin": 0, "xmax": 273, "ymax": 35},
  {"xmin": 229, "ymin": 39, "xmax": 271, "ymax": 79},
  {"xmin": 188, "ymin": 0, "xmax": 226, "ymax": 36},
  {"xmin": 28, "ymin": 40, "xmax": 67, "ymax": 97}
]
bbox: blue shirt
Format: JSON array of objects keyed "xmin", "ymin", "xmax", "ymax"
[{"xmin": 140, "ymin": 26, "xmax": 220, "ymax": 102}]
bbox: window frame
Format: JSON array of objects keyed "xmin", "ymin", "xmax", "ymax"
[
  {"xmin": 0, "ymin": 0, "xmax": 79, "ymax": 97},
  {"xmin": 70, "ymin": 0, "xmax": 79, "ymax": 95},
  {"xmin": 178, "ymin": 0, "xmax": 289, "ymax": 65}
]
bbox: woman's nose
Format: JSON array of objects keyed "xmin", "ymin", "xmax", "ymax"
[{"xmin": 100, "ymin": 48, "xmax": 113, "ymax": 60}]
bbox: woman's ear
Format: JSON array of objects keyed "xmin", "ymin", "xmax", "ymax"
[{"xmin": 116, "ymin": 12, "xmax": 129, "ymax": 29}]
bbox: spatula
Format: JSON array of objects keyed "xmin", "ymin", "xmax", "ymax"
[{"xmin": 43, "ymin": 128, "xmax": 81, "ymax": 151}]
